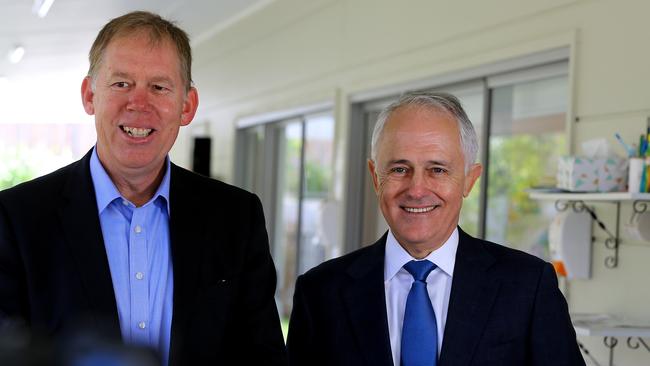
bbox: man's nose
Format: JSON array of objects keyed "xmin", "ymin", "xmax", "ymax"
[
  {"xmin": 406, "ymin": 171, "xmax": 429, "ymax": 198},
  {"xmin": 126, "ymin": 85, "xmax": 151, "ymax": 112}
]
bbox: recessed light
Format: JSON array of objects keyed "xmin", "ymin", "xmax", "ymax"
[
  {"xmin": 8, "ymin": 45, "xmax": 25, "ymax": 64},
  {"xmin": 32, "ymin": 0, "xmax": 55, "ymax": 18}
]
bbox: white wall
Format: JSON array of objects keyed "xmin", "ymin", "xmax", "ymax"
[{"xmin": 172, "ymin": 1, "xmax": 650, "ymax": 364}]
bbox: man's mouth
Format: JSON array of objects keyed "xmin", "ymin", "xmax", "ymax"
[
  {"xmin": 402, "ymin": 205, "xmax": 437, "ymax": 213},
  {"xmin": 121, "ymin": 125, "xmax": 154, "ymax": 138}
]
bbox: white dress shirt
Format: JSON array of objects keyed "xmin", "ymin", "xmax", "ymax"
[{"xmin": 384, "ymin": 228, "xmax": 458, "ymax": 366}]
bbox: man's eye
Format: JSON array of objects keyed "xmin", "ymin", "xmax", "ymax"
[
  {"xmin": 391, "ymin": 167, "xmax": 408, "ymax": 174},
  {"xmin": 153, "ymin": 84, "xmax": 167, "ymax": 92},
  {"xmin": 432, "ymin": 167, "xmax": 447, "ymax": 174},
  {"xmin": 112, "ymin": 82, "xmax": 129, "ymax": 88}
]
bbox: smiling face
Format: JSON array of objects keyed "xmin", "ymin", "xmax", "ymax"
[
  {"xmin": 81, "ymin": 31, "xmax": 198, "ymax": 184},
  {"xmin": 368, "ymin": 105, "xmax": 481, "ymax": 258}
]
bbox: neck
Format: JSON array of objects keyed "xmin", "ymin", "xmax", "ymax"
[
  {"xmin": 97, "ymin": 154, "xmax": 166, "ymax": 207},
  {"xmin": 395, "ymin": 227, "xmax": 456, "ymax": 259},
  {"xmin": 110, "ymin": 168, "xmax": 165, "ymax": 207}
]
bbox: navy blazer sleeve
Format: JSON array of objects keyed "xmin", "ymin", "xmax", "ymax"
[
  {"xmin": 287, "ymin": 275, "xmax": 314, "ymax": 366},
  {"xmin": 235, "ymin": 195, "xmax": 289, "ymax": 364},
  {"xmin": 529, "ymin": 262, "xmax": 584, "ymax": 365}
]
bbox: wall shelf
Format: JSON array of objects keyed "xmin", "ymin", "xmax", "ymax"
[
  {"xmin": 528, "ymin": 191, "xmax": 650, "ymax": 268},
  {"xmin": 573, "ymin": 314, "xmax": 650, "ymax": 366},
  {"xmin": 529, "ymin": 191, "xmax": 650, "ymax": 202}
]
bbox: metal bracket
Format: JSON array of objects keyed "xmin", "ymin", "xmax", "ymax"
[
  {"xmin": 633, "ymin": 200, "xmax": 650, "ymax": 214},
  {"xmin": 603, "ymin": 336, "xmax": 618, "ymax": 366},
  {"xmin": 554, "ymin": 200, "xmax": 620, "ymax": 268},
  {"xmin": 627, "ymin": 337, "xmax": 650, "ymax": 352},
  {"xmin": 599, "ymin": 337, "xmax": 650, "ymax": 366}
]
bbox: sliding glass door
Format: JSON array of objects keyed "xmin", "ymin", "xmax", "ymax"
[{"xmin": 236, "ymin": 111, "xmax": 338, "ymax": 319}]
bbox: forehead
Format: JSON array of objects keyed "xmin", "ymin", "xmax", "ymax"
[
  {"xmin": 374, "ymin": 105, "xmax": 464, "ymax": 166},
  {"xmin": 380, "ymin": 105, "xmax": 461, "ymax": 149},
  {"xmin": 100, "ymin": 32, "xmax": 182, "ymax": 76}
]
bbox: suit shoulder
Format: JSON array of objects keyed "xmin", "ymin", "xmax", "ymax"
[
  {"xmin": 299, "ymin": 243, "xmax": 379, "ymax": 284},
  {"xmin": 171, "ymin": 164, "xmax": 257, "ymax": 200},
  {"xmin": 466, "ymin": 234, "xmax": 550, "ymax": 278},
  {"xmin": 484, "ymin": 239, "xmax": 546, "ymax": 265}
]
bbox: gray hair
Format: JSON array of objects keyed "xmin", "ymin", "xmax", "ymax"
[{"xmin": 370, "ymin": 91, "xmax": 479, "ymax": 172}]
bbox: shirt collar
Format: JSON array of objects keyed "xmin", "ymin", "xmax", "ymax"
[
  {"xmin": 384, "ymin": 227, "xmax": 459, "ymax": 281},
  {"xmin": 90, "ymin": 146, "xmax": 171, "ymax": 214}
]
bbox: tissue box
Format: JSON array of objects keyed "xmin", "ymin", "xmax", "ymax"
[
  {"xmin": 599, "ymin": 157, "xmax": 627, "ymax": 192},
  {"xmin": 556, "ymin": 156, "xmax": 627, "ymax": 192}
]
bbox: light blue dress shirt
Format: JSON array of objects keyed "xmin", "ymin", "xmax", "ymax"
[{"xmin": 90, "ymin": 147, "xmax": 174, "ymax": 365}]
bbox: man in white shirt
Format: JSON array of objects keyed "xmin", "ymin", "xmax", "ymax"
[{"xmin": 287, "ymin": 91, "xmax": 584, "ymax": 366}]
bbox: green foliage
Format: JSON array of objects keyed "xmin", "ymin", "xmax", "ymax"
[
  {"xmin": 284, "ymin": 138, "xmax": 331, "ymax": 197},
  {"xmin": 304, "ymin": 160, "xmax": 331, "ymax": 196},
  {"xmin": 488, "ymin": 133, "xmax": 565, "ymax": 246},
  {"xmin": 489, "ymin": 134, "xmax": 564, "ymax": 214},
  {"xmin": 459, "ymin": 179, "xmax": 481, "ymax": 236},
  {"xmin": 0, "ymin": 149, "xmax": 36, "ymax": 190}
]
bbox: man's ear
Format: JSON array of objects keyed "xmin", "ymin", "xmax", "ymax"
[
  {"xmin": 367, "ymin": 159, "xmax": 380, "ymax": 194},
  {"xmin": 81, "ymin": 77, "xmax": 95, "ymax": 115},
  {"xmin": 463, "ymin": 163, "xmax": 482, "ymax": 197},
  {"xmin": 180, "ymin": 87, "xmax": 199, "ymax": 126}
]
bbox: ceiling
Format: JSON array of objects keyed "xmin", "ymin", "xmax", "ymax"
[{"xmin": 0, "ymin": 0, "xmax": 267, "ymax": 80}]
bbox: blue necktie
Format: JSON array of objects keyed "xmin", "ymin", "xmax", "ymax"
[{"xmin": 401, "ymin": 260, "xmax": 438, "ymax": 366}]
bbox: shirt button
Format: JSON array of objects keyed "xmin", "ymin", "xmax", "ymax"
[
  {"xmin": 122, "ymin": 200, "xmax": 128, "ymax": 206},
  {"xmin": 135, "ymin": 272, "xmax": 144, "ymax": 280},
  {"xmin": 134, "ymin": 225, "xmax": 142, "ymax": 233},
  {"xmin": 138, "ymin": 321, "xmax": 146, "ymax": 329}
]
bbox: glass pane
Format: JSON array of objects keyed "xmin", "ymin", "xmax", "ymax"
[
  {"xmin": 298, "ymin": 113, "xmax": 339, "ymax": 274},
  {"xmin": 454, "ymin": 90, "xmax": 483, "ymax": 237},
  {"xmin": 272, "ymin": 120, "xmax": 302, "ymax": 318},
  {"xmin": 240, "ymin": 125, "xmax": 265, "ymax": 194},
  {"xmin": 363, "ymin": 110, "xmax": 389, "ymax": 245},
  {"xmin": 486, "ymin": 75, "xmax": 567, "ymax": 257}
]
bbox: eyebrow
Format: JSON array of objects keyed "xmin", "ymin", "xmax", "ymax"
[
  {"xmin": 387, "ymin": 159, "xmax": 450, "ymax": 166},
  {"xmin": 108, "ymin": 71, "xmax": 175, "ymax": 86},
  {"xmin": 108, "ymin": 71, "xmax": 131, "ymax": 80}
]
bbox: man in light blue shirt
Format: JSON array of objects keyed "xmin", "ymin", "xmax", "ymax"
[
  {"xmin": 90, "ymin": 148, "xmax": 174, "ymax": 363},
  {"xmin": 0, "ymin": 11, "xmax": 287, "ymax": 366}
]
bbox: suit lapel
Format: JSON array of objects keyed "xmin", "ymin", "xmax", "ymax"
[
  {"xmin": 57, "ymin": 150, "xmax": 121, "ymax": 338},
  {"xmin": 168, "ymin": 164, "xmax": 204, "ymax": 363},
  {"xmin": 439, "ymin": 229, "xmax": 500, "ymax": 366},
  {"xmin": 342, "ymin": 236, "xmax": 394, "ymax": 366}
]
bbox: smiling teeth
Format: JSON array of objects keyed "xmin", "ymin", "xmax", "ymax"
[
  {"xmin": 122, "ymin": 126, "xmax": 152, "ymax": 138},
  {"xmin": 404, "ymin": 206, "xmax": 435, "ymax": 213}
]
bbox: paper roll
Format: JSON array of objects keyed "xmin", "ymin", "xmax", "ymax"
[{"xmin": 628, "ymin": 157, "xmax": 645, "ymax": 193}]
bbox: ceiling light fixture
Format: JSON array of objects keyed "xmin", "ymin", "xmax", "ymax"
[
  {"xmin": 8, "ymin": 45, "xmax": 25, "ymax": 64},
  {"xmin": 32, "ymin": 0, "xmax": 55, "ymax": 18}
]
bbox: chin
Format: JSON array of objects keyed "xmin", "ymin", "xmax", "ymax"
[{"xmin": 396, "ymin": 231, "xmax": 434, "ymax": 247}]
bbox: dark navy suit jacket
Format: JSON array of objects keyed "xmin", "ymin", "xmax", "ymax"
[
  {"xmin": 0, "ymin": 150, "xmax": 287, "ymax": 365},
  {"xmin": 287, "ymin": 229, "xmax": 585, "ymax": 366}
]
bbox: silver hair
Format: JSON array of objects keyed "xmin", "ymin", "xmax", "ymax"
[{"xmin": 370, "ymin": 91, "xmax": 479, "ymax": 172}]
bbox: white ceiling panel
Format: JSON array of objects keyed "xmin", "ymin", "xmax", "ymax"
[{"xmin": 0, "ymin": 0, "xmax": 267, "ymax": 79}]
